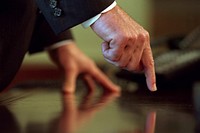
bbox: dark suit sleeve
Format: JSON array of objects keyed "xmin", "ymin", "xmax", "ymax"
[
  {"xmin": 29, "ymin": 13, "xmax": 74, "ymax": 54},
  {"xmin": 35, "ymin": 0, "xmax": 115, "ymax": 34}
]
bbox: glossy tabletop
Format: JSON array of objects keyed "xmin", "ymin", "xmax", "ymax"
[{"xmin": 0, "ymin": 77, "xmax": 199, "ymax": 133}]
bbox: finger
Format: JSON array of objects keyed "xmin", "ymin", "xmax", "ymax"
[
  {"xmin": 116, "ymin": 45, "xmax": 132, "ymax": 68},
  {"xmin": 62, "ymin": 70, "xmax": 78, "ymax": 94},
  {"xmin": 82, "ymin": 74, "xmax": 96, "ymax": 93},
  {"xmin": 89, "ymin": 67, "xmax": 121, "ymax": 93},
  {"xmin": 126, "ymin": 58, "xmax": 144, "ymax": 72},
  {"xmin": 142, "ymin": 46, "xmax": 157, "ymax": 91},
  {"xmin": 101, "ymin": 41, "xmax": 122, "ymax": 62},
  {"xmin": 126, "ymin": 38, "xmax": 144, "ymax": 71}
]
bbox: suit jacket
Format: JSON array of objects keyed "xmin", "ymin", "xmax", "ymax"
[
  {"xmin": 29, "ymin": 12, "xmax": 74, "ymax": 53},
  {"xmin": 36, "ymin": 0, "xmax": 115, "ymax": 34},
  {"xmin": 0, "ymin": 0, "xmax": 114, "ymax": 91}
]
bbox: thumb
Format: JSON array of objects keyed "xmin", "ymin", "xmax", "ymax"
[
  {"xmin": 62, "ymin": 70, "xmax": 78, "ymax": 94},
  {"xmin": 101, "ymin": 41, "xmax": 110, "ymax": 58}
]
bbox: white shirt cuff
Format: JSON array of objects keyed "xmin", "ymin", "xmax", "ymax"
[
  {"xmin": 82, "ymin": 1, "xmax": 117, "ymax": 28},
  {"xmin": 45, "ymin": 39, "xmax": 74, "ymax": 50}
]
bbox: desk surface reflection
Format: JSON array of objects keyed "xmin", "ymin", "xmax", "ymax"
[{"xmin": 0, "ymin": 79, "xmax": 198, "ymax": 133}]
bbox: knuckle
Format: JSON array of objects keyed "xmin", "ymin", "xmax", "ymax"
[
  {"xmin": 142, "ymin": 29, "xmax": 150, "ymax": 38},
  {"xmin": 139, "ymin": 32, "xmax": 149, "ymax": 43},
  {"xmin": 146, "ymin": 59, "xmax": 154, "ymax": 68},
  {"xmin": 115, "ymin": 33, "xmax": 130, "ymax": 45},
  {"xmin": 128, "ymin": 34, "xmax": 137, "ymax": 43},
  {"xmin": 118, "ymin": 62, "xmax": 126, "ymax": 69}
]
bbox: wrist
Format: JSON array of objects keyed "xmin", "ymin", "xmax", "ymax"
[
  {"xmin": 45, "ymin": 39, "xmax": 75, "ymax": 51},
  {"xmin": 82, "ymin": 1, "xmax": 117, "ymax": 28}
]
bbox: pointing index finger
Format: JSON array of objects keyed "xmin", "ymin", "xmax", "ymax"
[{"xmin": 142, "ymin": 46, "xmax": 157, "ymax": 91}]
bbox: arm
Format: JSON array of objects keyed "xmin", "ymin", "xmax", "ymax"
[{"xmin": 35, "ymin": 0, "xmax": 115, "ymax": 34}]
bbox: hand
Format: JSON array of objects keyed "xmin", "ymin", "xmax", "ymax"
[
  {"xmin": 48, "ymin": 41, "xmax": 120, "ymax": 94},
  {"xmin": 91, "ymin": 5, "xmax": 156, "ymax": 91}
]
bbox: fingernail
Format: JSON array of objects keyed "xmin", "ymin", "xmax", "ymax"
[{"xmin": 152, "ymin": 84, "xmax": 157, "ymax": 91}]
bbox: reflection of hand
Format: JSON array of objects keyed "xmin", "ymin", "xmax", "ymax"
[
  {"xmin": 91, "ymin": 5, "xmax": 156, "ymax": 91},
  {"xmin": 48, "ymin": 41, "xmax": 120, "ymax": 93},
  {"xmin": 57, "ymin": 92, "xmax": 119, "ymax": 133}
]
